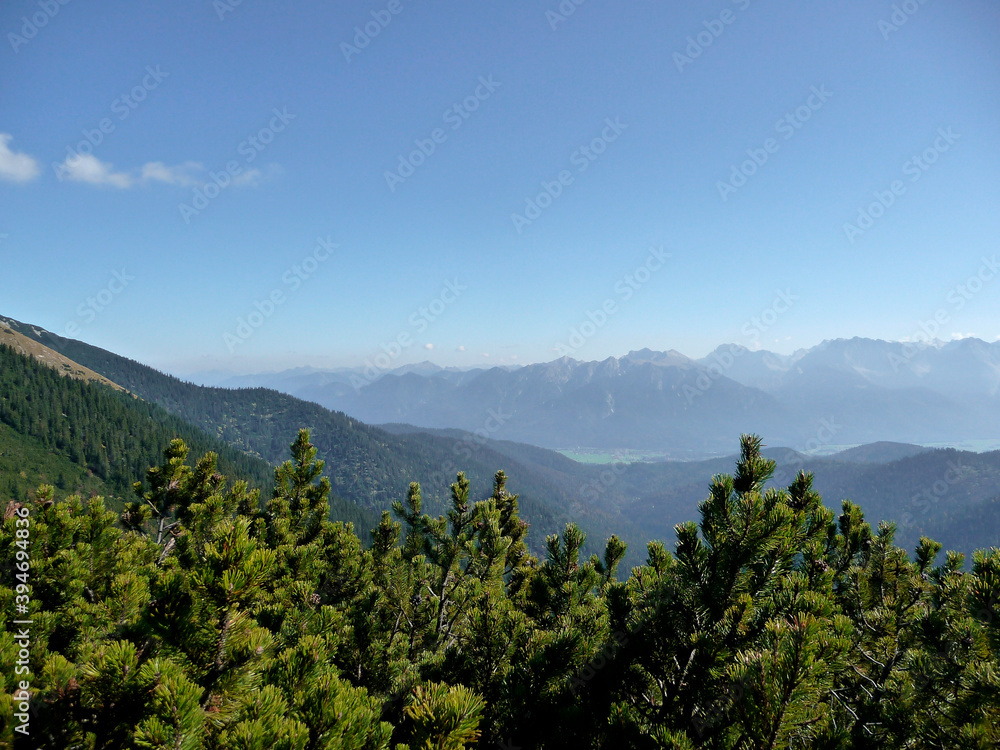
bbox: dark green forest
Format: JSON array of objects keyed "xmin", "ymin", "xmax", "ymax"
[
  {"xmin": 0, "ymin": 344, "xmax": 376, "ymax": 534},
  {"xmin": 3, "ymin": 431, "xmax": 1000, "ymax": 748},
  {"xmin": 617, "ymin": 447, "xmax": 1000, "ymax": 561}
]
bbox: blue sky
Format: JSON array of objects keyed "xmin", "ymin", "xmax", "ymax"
[{"xmin": 1, "ymin": 0, "xmax": 998, "ymax": 375}]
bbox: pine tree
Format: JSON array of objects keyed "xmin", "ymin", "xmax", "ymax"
[{"xmin": 4, "ymin": 430, "xmax": 1000, "ymax": 749}]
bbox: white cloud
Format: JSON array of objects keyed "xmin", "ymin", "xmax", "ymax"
[
  {"xmin": 457, "ymin": 345, "xmax": 466, "ymax": 352},
  {"xmin": 141, "ymin": 161, "xmax": 203, "ymax": 186},
  {"xmin": 0, "ymin": 133, "xmax": 40, "ymax": 183},
  {"xmin": 424, "ymin": 343, "xmax": 434, "ymax": 350},
  {"xmin": 232, "ymin": 168, "xmax": 264, "ymax": 187},
  {"xmin": 233, "ymin": 163, "xmax": 283, "ymax": 188},
  {"xmin": 951, "ymin": 332, "xmax": 976, "ymax": 340},
  {"xmin": 57, "ymin": 154, "xmax": 133, "ymax": 188},
  {"xmin": 55, "ymin": 154, "xmax": 279, "ymax": 191}
]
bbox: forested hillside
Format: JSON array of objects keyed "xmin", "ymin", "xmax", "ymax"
[
  {"xmin": 603, "ymin": 444, "xmax": 1000, "ymax": 561},
  {"xmin": 0, "ymin": 344, "xmax": 268, "ymax": 495},
  {"xmin": 3, "ymin": 434, "xmax": 999, "ymax": 748},
  {"xmin": 390, "ymin": 426, "xmax": 1000, "ymax": 562},
  {"xmin": 0, "ymin": 322, "xmax": 121, "ymax": 391},
  {"xmin": 0, "ymin": 344, "xmax": 374, "ymax": 532},
  {"xmin": 806, "ymin": 450, "xmax": 1000, "ymax": 554},
  {"xmin": 5, "ymin": 317, "xmax": 630, "ymax": 557}
]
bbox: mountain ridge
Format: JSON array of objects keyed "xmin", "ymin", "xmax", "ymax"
[
  {"xmin": 0, "ymin": 319, "xmax": 123, "ymax": 391},
  {"xmin": 4, "ymin": 313, "xmax": 1000, "ymax": 561},
  {"xmin": 195, "ymin": 337, "xmax": 1000, "ymax": 455}
]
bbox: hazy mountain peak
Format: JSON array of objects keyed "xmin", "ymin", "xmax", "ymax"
[
  {"xmin": 391, "ymin": 361, "xmax": 445, "ymax": 375},
  {"xmin": 622, "ymin": 348, "xmax": 694, "ymax": 366}
]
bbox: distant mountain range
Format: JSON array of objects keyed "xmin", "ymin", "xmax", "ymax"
[
  {"xmin": 3, "ymin": 313, "xmax": 999, "ymax": 562},
  {"xmin": 196, "ymin": 338, "xmax": 1000, "ymax": 457},
  {"xmin": 0, "ymin": 314, "xmax": 633, "ymax": 561}
]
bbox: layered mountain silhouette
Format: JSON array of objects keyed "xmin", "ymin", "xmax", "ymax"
[
  {"xmin": 4, "ymin": 312, "xmax": 999, "ymax": 560},
  {"xmin": 205, "ymin": 338, "xmax": 1000, "ymax": 456}
]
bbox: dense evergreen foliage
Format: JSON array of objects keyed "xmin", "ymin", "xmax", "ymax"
[
  {"xmin": 0, "ymin": 422, "xmax": 108, "ymax": 507},
  {"xmin": 3, "ymin": 432, "xmax": 999, "ymax": 748},
  {"xmin": 617, "ymin": 446, "xmax": 1000, "ymax": 561},
  {"xmin": 0, "ymin": 344, "xmax": 269, "ymax": 496}
]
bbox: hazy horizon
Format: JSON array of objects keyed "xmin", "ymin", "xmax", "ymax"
[{"xmin": 160, "ymin": 333, "xmax": 998, "ymax": 381}]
